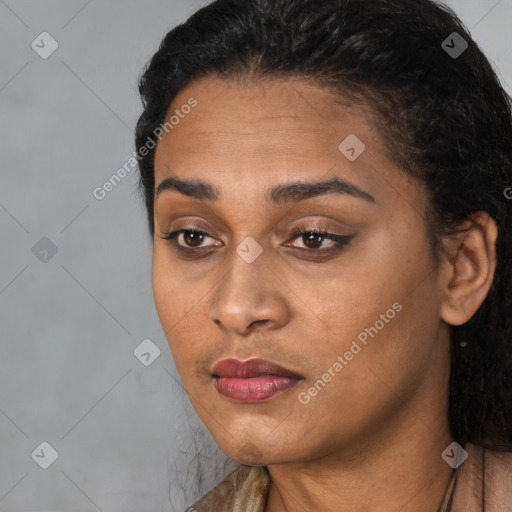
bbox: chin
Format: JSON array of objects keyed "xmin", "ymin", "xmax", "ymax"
[
  {"xmin": 232, "ymin": 444, "xmax": 269, "ymax": 466},
  {"xmin": 217, "ymin": 432, "xmax": 297, "ymax": 467}
]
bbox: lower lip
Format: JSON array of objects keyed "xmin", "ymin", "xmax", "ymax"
[{"xmin": 214, "ymin": 375, "xmax": 300, "ymax": 403}]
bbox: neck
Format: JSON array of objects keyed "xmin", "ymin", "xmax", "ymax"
[{"xmin": 264, "ymin": 401, "xmax": 454, "ymax": 512}]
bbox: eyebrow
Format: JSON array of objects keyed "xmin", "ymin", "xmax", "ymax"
[{"xmin": 155, "ymin": 175, "xmax": 375, "ymax": 204}]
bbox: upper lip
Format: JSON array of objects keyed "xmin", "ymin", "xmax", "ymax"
[{"xmin": 212, "ymin": 358, "xmax": 304, "ymax": 379}]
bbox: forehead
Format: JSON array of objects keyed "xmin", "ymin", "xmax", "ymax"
[
  {"xmin": 154, "ymin": 76, "xmax": 384, "ymax": 184},
  {"xmin": 152, "ymin": 75, "xmax": 427, "ymax": 222}
]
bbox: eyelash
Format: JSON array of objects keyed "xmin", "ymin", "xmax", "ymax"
[{"xmin": 160, "ymin": 225, "xmax": 353, "ymax": 257}]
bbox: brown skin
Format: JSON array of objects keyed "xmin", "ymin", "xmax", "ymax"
[{"xmin": 151, "ymin": 76, "xmax": 497, "ymax": 512}]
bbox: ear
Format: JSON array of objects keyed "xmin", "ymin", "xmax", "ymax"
[{"xmin": 439, "ymin": 211, "xmax": 498, "ymax": 326}]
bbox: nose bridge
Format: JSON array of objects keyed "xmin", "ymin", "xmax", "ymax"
[{"xmin": 209, "ymin": 241, "xmax": 288, "ymax": 334}]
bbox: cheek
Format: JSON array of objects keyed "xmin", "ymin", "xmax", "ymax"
[
  {"xmin": 152, "ymin": 247, "xmax": 174, "ymax": 325},
  {"xmin": 152, "ymin": 247, "xmax": 191, "ymax": 359},
  {"xmin": 292, "ymin": 294, "xmax": 441, "ymax": 451},
  {"xmin": 152, "ymin": 243, "xmax": 196, "ymax": 323},
  {"xmin": 305, "ymin": 230, "xmax": 438, "ymax": 390},
  {"xmin": 152, "ymin": 245, "xmax": 215, "ymax": 384},
  {"xmin": 312, "ymin": 233, "xmax": 402, "ymax": 328}
]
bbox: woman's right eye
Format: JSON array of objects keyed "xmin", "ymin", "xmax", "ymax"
[{"xmin": 161, "ymin": 229, "xmax": 218, "ymax": 249}]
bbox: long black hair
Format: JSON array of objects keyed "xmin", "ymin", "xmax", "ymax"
[{"xmin": 135, "ymin": 0, "xmax": 512, "ymax": 458}]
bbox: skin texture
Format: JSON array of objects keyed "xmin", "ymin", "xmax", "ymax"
[{"xmin": 151, "ymin": 76, "xmax": 497, "ymax": 512}]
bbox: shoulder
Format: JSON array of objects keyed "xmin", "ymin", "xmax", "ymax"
[
  {"xmin": 184, "ymin": 464, "xmax": 270, "ymax": 512},
  {"xmin": 452, "ymin": 442, "xmax": 512, "ymax": 511}
]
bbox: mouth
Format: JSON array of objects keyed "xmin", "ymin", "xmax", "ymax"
[{"xmin": 212, "ymin": 358, "xmax": 304, "ymax": 403}]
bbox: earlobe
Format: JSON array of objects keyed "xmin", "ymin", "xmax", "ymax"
[{"xmin": 440, "ymin": 212, "xmax": 498, "ymax": 327}]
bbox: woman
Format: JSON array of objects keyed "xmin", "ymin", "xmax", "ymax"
[{"xmin": 135, "ymin": 0, "xmax": 512, "ymax": 510}]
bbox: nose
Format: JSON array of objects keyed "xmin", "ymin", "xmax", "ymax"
[{"xmin": 208, "ymin": 248, "xmax": 290, "ymax": 336}]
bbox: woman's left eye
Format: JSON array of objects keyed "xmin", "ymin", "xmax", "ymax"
[
  {"xmin": 160, "ymin": 227, "xmax": 353, "ymax": 255},
  {"xmin": 285, "ymin": 228, "xmax": 353, "ymax": 251}
]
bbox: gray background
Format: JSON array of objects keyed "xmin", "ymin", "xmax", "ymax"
[{"xmin": 1, "ymin": 1, "xmax": 511, "ymax": 511}]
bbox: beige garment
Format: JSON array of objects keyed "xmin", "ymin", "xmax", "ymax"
[{"xmin": 186, "ymin": 443, "xmax": 512, "ymax": 512}]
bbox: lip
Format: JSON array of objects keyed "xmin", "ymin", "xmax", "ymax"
[{"xmin": 212, "ymin": 358, "xmax": 304, "ymax": 403}]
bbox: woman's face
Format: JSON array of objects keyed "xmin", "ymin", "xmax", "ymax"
[{"xmin": 152, "ymin": 76, "xmax": 452, "ymax": 465}]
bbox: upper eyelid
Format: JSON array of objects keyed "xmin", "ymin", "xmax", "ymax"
[{"xmin": 165, "ymin": 226, "xmax": 338, "ymax": 238}]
